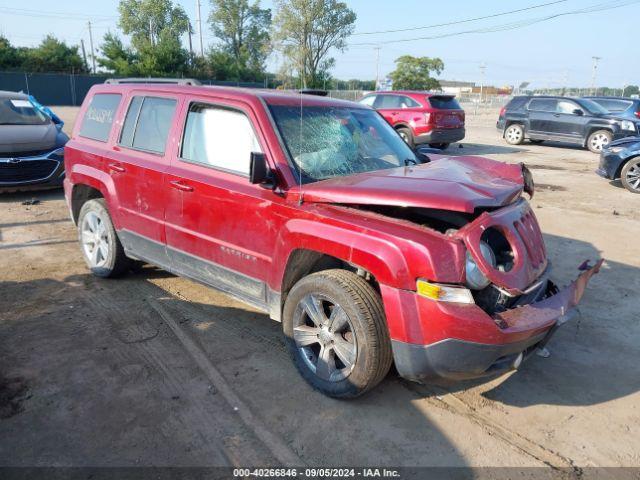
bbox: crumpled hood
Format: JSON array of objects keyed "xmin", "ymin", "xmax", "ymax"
[
  {"xmin": 607, "ymin": 135, "xmax": 640, "ymax": 148},
  {"xmin": 291, "ymin": 156, "xmax": 525, "ymax": 213},
  {"xmin": 0, "ymin": 122, "xmax": 57, "ymax": 154}
]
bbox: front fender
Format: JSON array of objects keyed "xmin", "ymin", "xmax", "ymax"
[{"xmin": 269, "ymin": 218, "xmax": 411, "ymax": 291}]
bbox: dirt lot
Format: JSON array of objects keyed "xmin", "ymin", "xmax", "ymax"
[{"xmin": 1, "ymin": 107, "xmax": 639, "ymax": 473}]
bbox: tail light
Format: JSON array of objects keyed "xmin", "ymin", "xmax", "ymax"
[
  {"xmin": 424, "ymin": 112, "xmax": 433, "ymax": 124},
  {"xmin": 635, "ymin": 110, "xmax": 640, "ymax": 119},
  {"xmin": 499, "ymin": 107, "xmax": 506, "ymax": 117}
]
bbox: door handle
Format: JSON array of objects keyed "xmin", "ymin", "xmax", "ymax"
[
  {"xmin": 107, "ymin": 163, "xmax": 126, "ymax": 173},
  {"xmin": 169, "ymin": 180, "xmax": 194, "ymax": 192},
  {"xmin": 553, "ymin": 113, "xmax": 561, "ymax": 117}
]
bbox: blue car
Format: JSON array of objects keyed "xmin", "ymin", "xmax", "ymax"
[
  {"xmin": 597, "ymin": 136, "xmax": 640, "ymax": 193},
  {"xmin": 585, "ymin": 96, "xmax": 640, "ymax": 122}
]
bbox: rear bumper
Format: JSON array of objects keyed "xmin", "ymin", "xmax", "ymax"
[
  {"xmin": 386, "ymin": 260, "xmax": 603, "ymax": 382},
  {"xmin": 414, "ymin": 127, "xmax": 465, "ymax": 145}
]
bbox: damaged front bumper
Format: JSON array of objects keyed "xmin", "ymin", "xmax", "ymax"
[{"xmin": 389, "ymin": 260, "xmax": 603, "ymax": 382}]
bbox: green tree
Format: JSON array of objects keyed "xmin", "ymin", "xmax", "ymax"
[
  {"xmin": 273, "ymin": 0, "xmax": 356, "ymax": 88},
  {"xmin": 208, "ymin": 0, "xmax": 271, "ymax": 81},
  {"xmin": 118, "ymin": 0, "xmax": 189, "ymax": 50},
  {"xmin": 0, "ymin": 35, "xmax": 24, "ymax": 70},
  {"xmin": 22, "ymin": 35, "xmax": 87, "ymax": 73},
  {"xmin": 98, "ymin": 32, "xmax": 140, "ymax": 76},
  {"xmin": 623, "ymin": 85, "xmax": 639, "ymax": 97},
  {"xmin": 389, "ymin": 55, "xmax": 444, "ymax": 91}
]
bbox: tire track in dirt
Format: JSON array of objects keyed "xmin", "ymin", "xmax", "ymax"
[{"xmin": 402, "ymin": 382, "xmax": 583, "ymax": 478}]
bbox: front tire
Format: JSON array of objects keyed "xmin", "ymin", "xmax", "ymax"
[
  {"xmin": 77, "ymin": 199, "xmax": 131, "ymax": 278},
  {"xmin": 396, "ymin": 127, "xmax": 414, "ymax": 149},
  {"xmin": 504, "ymin": 124, "xmax": 525, "ymax": 145},
  {"xmin": 587, "ymin": 130, "xmax": 612, "ymax": 153},
  {"xmin": 621, "ymin": 157, "xmax": 640, "ymax": 193},
  {"xmin": 282, "ymin": 269, "xmax": 392, "ymax": 398}
]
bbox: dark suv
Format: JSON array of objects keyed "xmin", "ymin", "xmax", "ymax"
[{"xmin": 497, "ymin": 95, "xmax": 639, "ymax": 153}]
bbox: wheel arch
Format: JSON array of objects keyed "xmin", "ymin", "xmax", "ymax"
[{"xmin": 583, "ymin": 125, "xmax": 613, "ymax": 147}]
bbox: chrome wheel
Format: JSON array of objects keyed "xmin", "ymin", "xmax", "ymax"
[
  {"xmin": 293, "ymin": 293, "xmax": 357, "ymax": 382},
  {"xmin": 398, "ymin": 130, "xmax": 409, "ymax": 143},
  {"xmin": 589, "ymin": 133, "xmax": 610, "ymax": 152},
  {"xmin": 81, "ymin": 211, "xmax": 109, "ymax": 268},
  {"xmin": 625, "ymin": 163, "xmax": 640, "ymax": 191},
  {"xmin": 505, "ymin": 125, "xmax": 523, "ymax": 143}
]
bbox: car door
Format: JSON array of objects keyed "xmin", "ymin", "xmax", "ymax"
[
  {"xmin": 553, "ymin": 99, "xmax": 588, "ymax": 140},
  {"xmin": 373, "ymin": 94, "xmax": 402, "ymax": 126},
  {"xmin": 107, "ymin": 93, "xmax": 180, "ymax": 266},
  {"xmin": 526, "ymin": 98, "xmax": 558, "ymax": 136},
  {"xmin": 164, "ymin": 97, "xmax": 278, "ymax": 310}
]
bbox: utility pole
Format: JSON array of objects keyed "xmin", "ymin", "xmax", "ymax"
[
  {"xmin": 187, "ymin": 22, "xmax": 194, "ymax": 65},
  {"xmin": 374, "ymin": 45, "xmax": 381, "ymax": 90},
  {"xmin": 87, "ymin": 21, "xmax": 96, "ymax": 74},
  {"xmin": 80, "ymin": 39, "xmax": 88, "ymax": 72},
  {"xmin": 196, "ymin": 0, "xmax": 204, "ymax": 56},
  {"xmin": 479, "ymin": 63, "xmax": 486, "ymax": 103},
  {"xmin": 590, "ymin": 56, "xmax": 601, "ymax": 96}
]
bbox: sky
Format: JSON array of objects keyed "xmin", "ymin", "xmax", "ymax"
[{"xmin": 0, "ymin": 0, "xmax": 638, "ymax": 89}]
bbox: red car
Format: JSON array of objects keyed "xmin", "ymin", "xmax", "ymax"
[
  {"xmin": 359, "ymin": 91, "xmax": 466, "ymax": 149},
  {"xmin": 64, "ymin": 82, "xmax": 601, "ymax": 398}
]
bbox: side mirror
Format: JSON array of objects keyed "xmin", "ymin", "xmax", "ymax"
[
  {"xmin": 573, "ymin": 109, "xmax": 584, "ymax": 116},
  {"xmin": 249, "ymin": 152, "xmax": 275, "ymax": 188}
]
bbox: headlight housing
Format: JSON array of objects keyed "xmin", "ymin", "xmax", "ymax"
[
  {"xmin": 416, "ymin": 279, "xmax": 474, "ymax": 304},
  {"xmin": 465, "ymin": 241, "xmax": 496, "ymax": 290},
  {"xmin": 608, "ymin": 146, "xmax": 626, "ymax": 153},
  {"xmin": 620, "ymin": 120, "xmax": 636, "ymax": 131}
]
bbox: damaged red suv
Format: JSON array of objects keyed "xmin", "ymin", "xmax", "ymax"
[{"xmin": 64, "ymin": 82, "xmax": 601, "ymax": 398}]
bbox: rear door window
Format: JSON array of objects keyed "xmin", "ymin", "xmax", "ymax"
[
  {"xmin": 79, "ymin": 93, "xmax": 121, "ymax": 142},
  {"xmin": 374, "ymin": 95, "xmax": 402, "ymax": 109},
  {"xmin": 119, "ymin": 96, "xmax": 177, "ymax": 154},
  {"xmin": 505, "ymin": 96, "xmax": 529, "ymax": 111},
  {"xmin": 528, "ymin": 98, "xmax": 558, "ymax": 112},
  {"xmin": 428, "ymin": 96, "xmax": 461, "ymax": 110},
  {"xmin": 180, "ymin": 103, "xmax": 262, "ymax": 175}
]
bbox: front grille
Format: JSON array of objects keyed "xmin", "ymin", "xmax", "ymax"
[
  {"xmin": 0, "ymin": 148, "xmax": 54, "ymax": 159},
  {"xmin": 0, "ymin": 160, "xmax": 58, "ymax": 183},
  {"xmin": 513, "ymin": 210, "xmax": 546, "ymax": 268}
]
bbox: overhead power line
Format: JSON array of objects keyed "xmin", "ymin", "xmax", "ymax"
[
  {"xmin": 349, "ymin": 0, "xmax": 640, "ymax": 46},
  {"xmin": 0, "ymin": 6, "xmax": 117, "ymax": 21},
  {"xmin": 353, "ymin": 0, "xmax": 568, "ymax": 36}
]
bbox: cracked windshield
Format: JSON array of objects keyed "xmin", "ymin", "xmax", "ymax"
[{"xmin": 268, "ymin": 105, "xmax": 418, "ymax": 183}]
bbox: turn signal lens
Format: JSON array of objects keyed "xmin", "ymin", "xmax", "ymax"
[{"xmin": 416, "ymin": 279, "xmax": 475, "ymax": 304}]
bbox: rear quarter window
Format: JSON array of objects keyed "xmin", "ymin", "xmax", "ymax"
[
  {"xmin": 79, "ymin": 93, "xmax": 121, "ymax": 142},
  {"xmin": 505, "ymin": 96, "xmax": 529, "ymax": 111},
  {"xmin": 119, "ymin": 96, "xmax": 177, "ymax": 154},
  {"xmin": 428, "ymin": 96, "xmax": 462, "ymax": 110}
]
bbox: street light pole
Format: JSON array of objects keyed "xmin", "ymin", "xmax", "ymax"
[{"xmin": 590, "ymin": 56, "xmax": 601, "ymax": 96}]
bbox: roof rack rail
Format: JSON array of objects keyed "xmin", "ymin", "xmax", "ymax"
[
  {"xmin": 104, "ymin": 78, "xmax": 202, "ymax": 86},
  {"xmin": 299, "ymin": 89, "xmax": 328, "ymax": 97}
]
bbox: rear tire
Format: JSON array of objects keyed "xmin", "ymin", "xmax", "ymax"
[
  {"xmin": 621, "ymin": 157, "xmax": 640, "ymax": 193},
  {"xmin": 504, "ymin": 124, "xmax": 525, "ymax": 145},
  {"xmin": 282, "ymin": 269, "xmax": 392, "ymax": 398},
  {"xmin": 397, "ymin": 127, "xmax": 414, "ymax": 149},
  {"xmin": 429, "ymin": 143, "xmax": 450, "ymax": 150},
  {"xmin": 77, "ymin": 199, "xmax": 131, "ymax": 278},
  {"xmin": 587, "ymin": 130, "xmax": 612, "ymax": 153}
]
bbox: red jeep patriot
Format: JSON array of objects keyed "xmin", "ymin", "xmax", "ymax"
[{"xmin": 64, "ymin": 82, "xmax": 601, "ymax": 398}]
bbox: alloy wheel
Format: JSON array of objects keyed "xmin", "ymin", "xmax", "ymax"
[
  {"xmin": 625, "ymin": 163, "xmax": 640, "ymax": 191},
  {"xmin": 590, "ymin": 133, "xmax": 610, "ymax": 152},
  {"xmin": 293, "ymin": 293, "xmax": 357, "ymax": 382},
  {"xmin": 81, "ymin": 211, "xmax": 109, "ymax": 268},
  {"xmin": 506, "ymin": 126, "xmax": 522, "ymax": 143}
]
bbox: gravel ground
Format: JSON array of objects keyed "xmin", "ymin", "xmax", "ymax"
[{"xmin": 1, "ymin": 106, "xmax": 638, "ymax": 473}]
